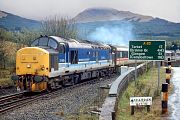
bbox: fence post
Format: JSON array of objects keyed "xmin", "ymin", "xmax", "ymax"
[
  {"xmin": 147, "ymin": 105, "xmax": 150, "ymax": 112},
  {"xmin": 166, "ymin": 67, "xmax": 171, "ymax": 84},
  {"xmin": 131, "ymin": 106, "xmax": 135, "ymax": 115},
  {"xmin": 167, "ymin": 58, "xmax": 171, "ymax": 67}
]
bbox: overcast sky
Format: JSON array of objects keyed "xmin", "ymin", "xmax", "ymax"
[{"xmin": 0, "ymin": 0, "xmax": 179, "ymax": 23}]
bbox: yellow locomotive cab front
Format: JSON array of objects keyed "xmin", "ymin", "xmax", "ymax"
[
  {"xmin": 15, "ymin": 47, "xmax": 50, "ymax": 92},
  {"xmin": 16, "ymin": 47, "xmax": 49, "ymax": 76}
]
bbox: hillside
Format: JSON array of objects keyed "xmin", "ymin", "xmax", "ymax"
[
  {"xmin": 0, "ymin": 8, "xmax": 180, "ymax": 41},
  {"xmin": 74, "ymin": 7, "xmax": 158, "ymax": 23},
  {"xmin": 0, "ymin": 11, "xmax": 41, "ymax": 31},
  {"xmin": 74, "ymin": 8, "xmax": 180, "ymax": 41}
]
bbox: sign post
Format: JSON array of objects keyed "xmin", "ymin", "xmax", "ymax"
[
  {"xmin": 129, "ymin": 40, "xmax": 166, "ymax": 89},
  {"xmin": 129, "ymin": 40, "xmax": 166, "ymax": 115},
  {"xmin": 130, "ymin": 97, "xmax": 152, "ymax": 115},
  {"xmin": 158, "ymin": 61, "xmax": 160, "ymax": 89},
  {"xmin": 135, "ymin": 60, "xmax": 137, "ymax": 80}
]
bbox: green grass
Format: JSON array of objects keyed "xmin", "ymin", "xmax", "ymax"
[
  {"xmin": 65, "ymin": 113, "xmax": 98, "ymax": 120},
  {"xmin": 0, "ymin": 69, "xmax": 14, "ymax": 88},
  {"xmin": 116, "ymin": 66, "xmax": 166, "ymax": 120},
  {"xmin": 0, "ymin": 78, "xmax": 14, "ymax": 88}
]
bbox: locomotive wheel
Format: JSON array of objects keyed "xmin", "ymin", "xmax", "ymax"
[{"xmin": 47, "ymin": 83, "xmax": 52, "ymax": 91}]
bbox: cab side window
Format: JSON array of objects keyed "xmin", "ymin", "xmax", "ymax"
[{"xmin": 58, "ymin": 44, "xmax": 65, "ymax": 54}]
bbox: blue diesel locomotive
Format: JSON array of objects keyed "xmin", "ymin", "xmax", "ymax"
[{"xmin": 13, "ymin": 36, "xmax": 118, "ymax": 92}]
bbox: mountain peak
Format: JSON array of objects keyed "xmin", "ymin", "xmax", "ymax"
[
  {"xmin": 84, "ymin": 7, "xmax": 119, "ymax": 12},
  {"xmin": 74, "ymin": 7, "xmax": 154, "ymax": 23}
]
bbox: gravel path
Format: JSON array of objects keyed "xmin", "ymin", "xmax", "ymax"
[
  {"xmin": 0, "ymin": 75, "xmax": 118, "ymax": 120},
  {"xmin": 0, "ymin": 87, "xmax": 17, "ymax": 97}
]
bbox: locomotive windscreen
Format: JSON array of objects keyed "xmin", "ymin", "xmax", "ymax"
[{"xmin": 31, "ymin": 37, "xmax": 58, "ymax": 49}]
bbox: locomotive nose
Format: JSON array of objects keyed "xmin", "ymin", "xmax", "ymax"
[{"xmin": 16, "ymin": 47, "xmax": 49, "ymax": 76}]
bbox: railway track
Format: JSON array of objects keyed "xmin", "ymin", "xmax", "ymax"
[
  {"xmin": 0, "ymin": 91, "xmax": 46, "ymax": 114},
  {"xmin": 0, "ymin": 75, "xmax": 113, "ymax": 115},
  {"xmin": 0, "ymin": 92, "xmax": 26, "ymax": 114}
]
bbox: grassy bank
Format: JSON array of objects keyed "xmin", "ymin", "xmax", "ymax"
[
  {"xmin": 0, "ymin": 78, "xmax": 14, "ymax": 88},
  {"xmin": 116, "ymin": 66, "xmax": 166, "ymax": 120},
  {"xmin": 0, "ymin": 69, "xmax": 14, "ymax": 88}
]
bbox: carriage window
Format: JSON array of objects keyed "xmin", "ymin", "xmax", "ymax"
[
  {"xmin": 39, "ymin": 37, "xmax": 48, "ymax": 46},
  {"xmin": 118, "ymin": 51, "xmax": 128, "ymax": 58},
  {"xmin": 120, "ymin": 52, "xmax": 123, "ymax": 58},
  {"xmin": 116, "ymin": 51, "xmax": 120, "ymax": 58},
  {"xmin": 122, "ymin": 51, "xmax": 128, "ymax": 58},
  {"xmin": 48, "ymin": 39, "xmax": 58, "ymax": 49},
  {"xmin": 177, "ymin": 53, "xmax": 180, "ymax": 56}
]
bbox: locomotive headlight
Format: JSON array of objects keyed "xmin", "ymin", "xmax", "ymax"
[{"xmin": 27, "ymin": 64, "xmax": 31, "ymax": 68}]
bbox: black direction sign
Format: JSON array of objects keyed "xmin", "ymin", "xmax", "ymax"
[{"xmin": 129, "ymin": 40, "xmax": 166, "ymax": 60}]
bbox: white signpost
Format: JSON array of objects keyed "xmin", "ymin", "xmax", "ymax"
[
  {"xmin": 130, "ymin": 97, "xmax": 152, "ymax": 115},
  {"xmin": 130, "ymin": 97, "xmax": 152, "ymax": 106}
]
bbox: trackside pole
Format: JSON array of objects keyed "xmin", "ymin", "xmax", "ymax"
[
  {"xmin": 135, "ymin": 60, "xmax": 137, "ymax": 80},
  {"xmin": 158, "ymin": 61, "xmax": 160, "ymax": 90},
  {"xmin": 131, "ymin": 106, "xmax": 135, "ymax": 115},
  {"xmin": 166, "ymin": 58, "xmax": 172, "ymax": 84},
  {"xmin": 162, "ymin": 83, "xmax": 168, "ymax": 114}
]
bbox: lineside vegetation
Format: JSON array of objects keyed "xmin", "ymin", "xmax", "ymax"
[
  {"xmin": 0, "ymin": 16, "xmax": 78, "ymax": 88},
  {"xmin": 117, "ymin": 65, "xmax": 166, "ymax": 120}
]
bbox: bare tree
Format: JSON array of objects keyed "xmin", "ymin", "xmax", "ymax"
[{"xmin": 41, "ymin": 16, "xmax": 78, "ymax": 39}]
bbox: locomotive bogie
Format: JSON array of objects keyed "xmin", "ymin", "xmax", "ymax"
[
  {"xmin": 12, "ymin": 75, "xmax": 48, "ymax": 92},
  {"xmin": 31, "ymin": 81, "xmax": 47, "ymax": 92}
]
